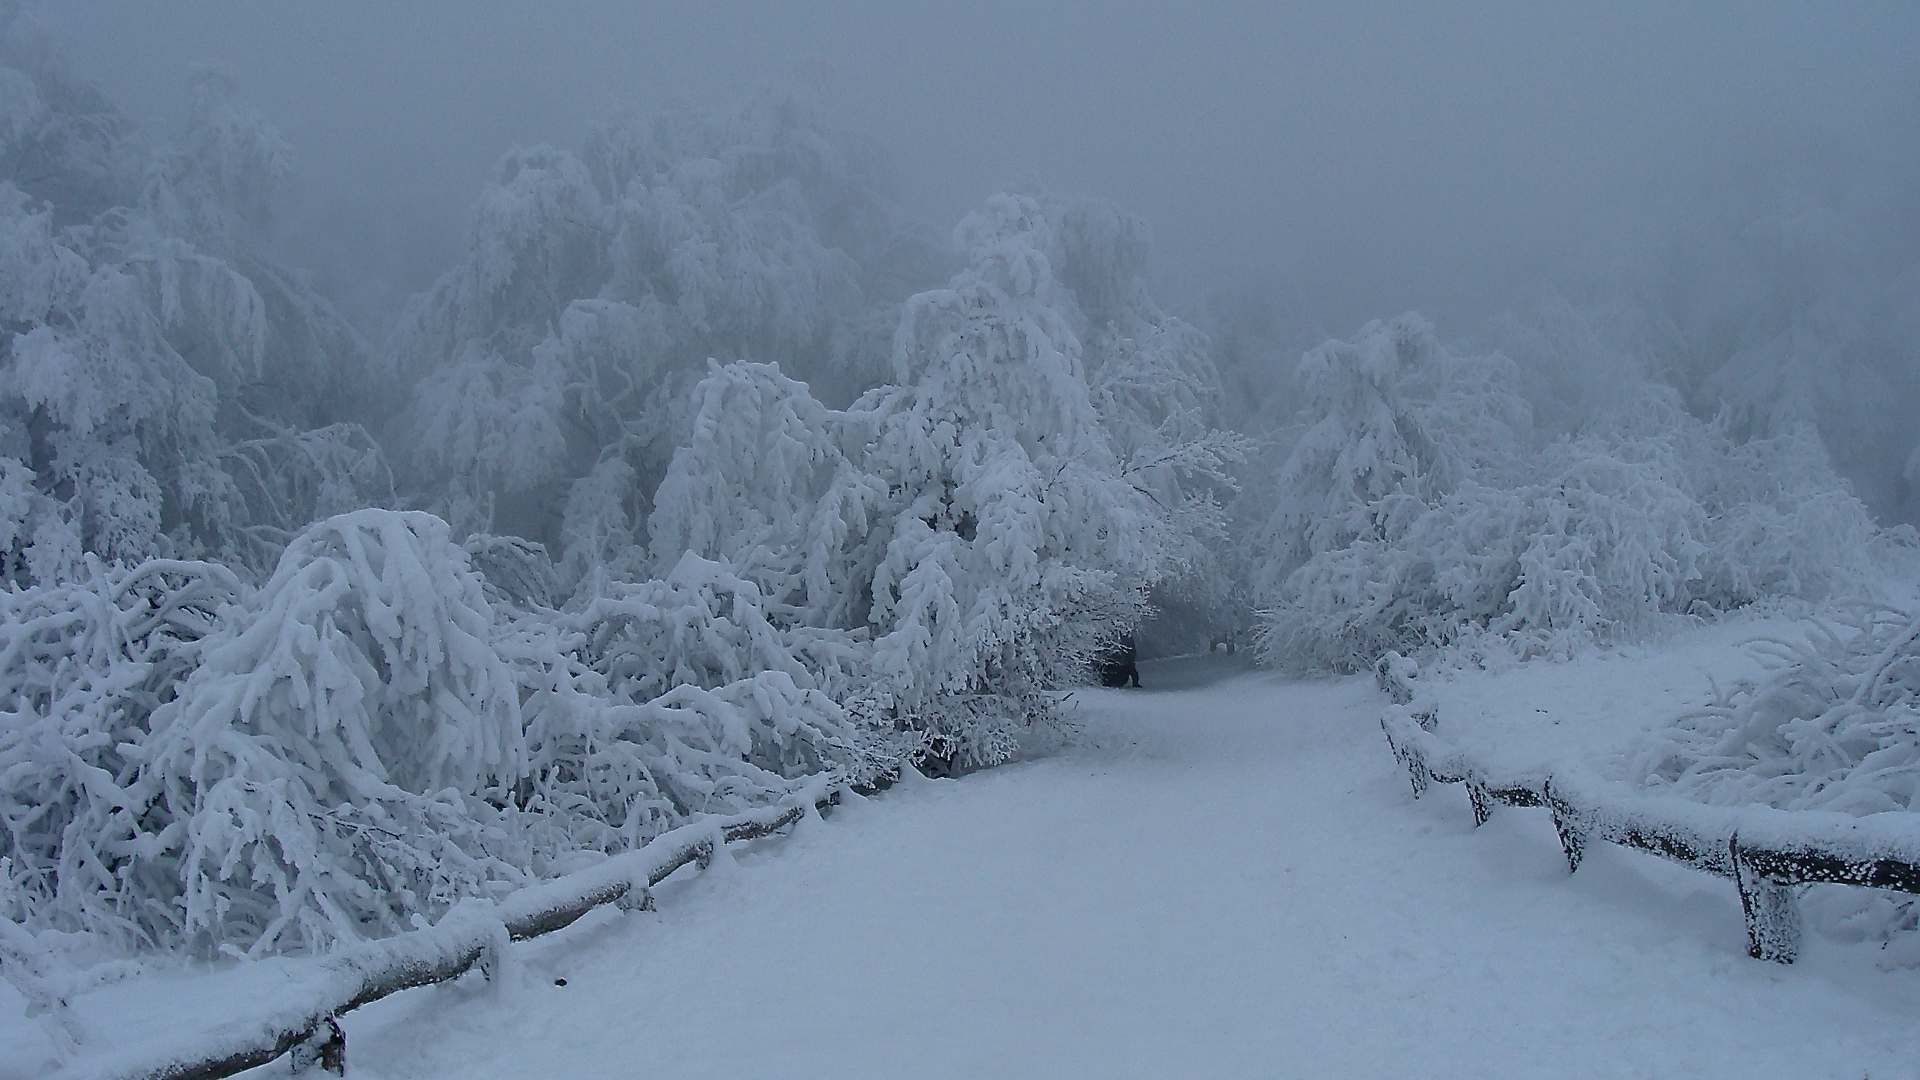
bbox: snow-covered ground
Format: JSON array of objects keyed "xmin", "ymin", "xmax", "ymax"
[
  {"xmin": 11, "ymin": 638, "xmax": 1920, "ymax": 1080},
  {"xmin": 1409, "ymin": 612, "xmax": 1819, "ymax": 777}
]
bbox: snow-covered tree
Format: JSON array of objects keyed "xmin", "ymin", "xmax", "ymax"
[
  {"xmin": 1046, "ymin": 197, "xmax": 1251, "ymax": 648},
  {"xmin": 1492, "ymin": 159, "xmax": 1920, "ymax": 527},
  {"xmin": 0, "ymin": 28, "xmax": 386, "ymax": 581},
  {"xmin": 1255, "ymin": 314, "xmax": 1522, "ymax": 594},
  {"xmin": 646, "ymin": 195, "xmax": 1243, "ymax": 764},
  {"xmin": 1252, "ymin": 317, "xmax": 1885, "ymax": 672},
  {"xmin": 647, "ymin": 359, "xmax": 888, "ymax": 629},
  {"xmin": 857, "ymin": 195, "xmax": 1169, "ymax": 755},
  {"xmin": 389, "ymin": 89, "xmax": 933, "ymax": 567}
]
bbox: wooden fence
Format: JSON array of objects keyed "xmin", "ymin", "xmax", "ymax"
[
  {"xmin": 42, "ymin": 771, "xmax": 891, "ymax": 1080},
  {"xmin": 1374, "ymin": 653, "xmax": 1920, "ymax": 964}
]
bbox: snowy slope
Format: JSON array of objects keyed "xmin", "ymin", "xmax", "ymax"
[{"xmin": 8, "ymin": 646, "xmax": 1918, "ymax": 1079}]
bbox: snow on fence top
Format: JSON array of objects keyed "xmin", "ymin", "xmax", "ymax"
[
  {"xmin": 40, "ymin": 775, "xmax": 862, "ymax": 1080},
  {"xmin": 1374, "ymin": 652, "xmax": 1920, "ymax": 964}
]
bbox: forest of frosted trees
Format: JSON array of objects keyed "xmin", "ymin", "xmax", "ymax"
[{"xmin": 2, "ymin": 3, "xmax": 1917, "ymax": 980}]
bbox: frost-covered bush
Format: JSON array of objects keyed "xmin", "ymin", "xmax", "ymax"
[
  {"xmin": 0, "ymin": 558, "xmax": 237, "ymax": 945},
  {"xmin": 1629, "ymin": 607, "xmax": 1920, "ymax": 815},
  {"xmin": 135, "ymin": 510, "xmax": 526, "ymax": 955},
  {"xmin": 508, "ymin": 552, "xmax": 881, "ymax": 850},
  {"xmin": 1689, "ymin": 421, "xmax": 1882, "ymax": 610},
  {"xmin": 1624, "ymin": 604, "xmax": 1920, "ymax": 945},
  {"xmin": 1, "ymin": 508, "xmax": 892, "ymax": 957}
]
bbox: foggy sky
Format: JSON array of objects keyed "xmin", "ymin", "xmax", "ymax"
[{"xmin": 47, "ymin": 1, "xmax": 1920, "ymax": 336}]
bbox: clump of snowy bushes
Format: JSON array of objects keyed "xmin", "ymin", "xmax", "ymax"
[
  {"xmin": 646, "ymin": 194, "xmax": 1240, "ymax": 769},
  {"xmin": 0, "ymin": 509, "xmax": 886, "ymax": 956},
  {"xmin": 1252, "ymin": 314, "xmax": 1888, "ymax": 673},
  {"xmin": 0, "ymin": 557, "xmax": 238, "ymax": 947}
]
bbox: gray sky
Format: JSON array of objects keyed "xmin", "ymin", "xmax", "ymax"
[{"xmin": 47, "ymin": 1, "xmax": 1920, "ymax": 334}]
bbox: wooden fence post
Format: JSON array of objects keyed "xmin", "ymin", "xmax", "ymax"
[
  {"xmin": 1543, "ymin": 780, "xmax": 1588, "ymax": 874},
  {"xmin": 1731, "ymin": 836, "xmax": 1802, "ymax": 963},
  {"xmin": 287, "ymin": 1018, "xmax": 344, "ymax": 1076},
  {"xmin": 1466, "ymin": 782, "xmax": 1492, "ymax": 827}
]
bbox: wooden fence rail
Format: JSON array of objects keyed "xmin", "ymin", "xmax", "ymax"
[
  {"xmin": 1374, "ymin": 653, "xmax": 1920, "ymax": 964},
  {"xmin": 44, "ymin": 771, "xmax": 890, "ymax": 1080}
]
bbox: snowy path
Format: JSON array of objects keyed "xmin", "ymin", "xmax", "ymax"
[{"xmin": 331, "ymin": 660, "xmax": 1916, "ymax": 1078}]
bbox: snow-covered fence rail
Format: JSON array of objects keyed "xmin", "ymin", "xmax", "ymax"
[
  {"xmin": 1374, "ymin": 654, "xmax": 1920, "ymax": 964},
  {"xmin": 45, "ymin": 774, "xmax": 885, "ymax": 1080}
]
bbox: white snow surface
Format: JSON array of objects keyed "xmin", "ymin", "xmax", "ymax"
[
  {"xmin": 8, "ymin": 643, "xmax": 1920, "ymax": 1079},
  {"xmin": 1410, "ymin": 611, "xmax": 1820, "ymax": 778}
]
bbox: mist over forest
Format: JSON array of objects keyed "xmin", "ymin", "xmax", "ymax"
[
  {"xmin": 32, "ymin": 1, "xmax": 1920, "ymax": 516},
  {"xmin": 5, "ymin": 2, "xmax": 1920, "ymax": 1046}
]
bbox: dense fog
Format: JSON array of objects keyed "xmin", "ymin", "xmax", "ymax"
[
  {"xmin": 51, "ymin": 3, "xmax": 1920, "ymax": 340},
  {"xmin": 3, "ymin": 0, "xmax": 1920, "ymax": 973}
]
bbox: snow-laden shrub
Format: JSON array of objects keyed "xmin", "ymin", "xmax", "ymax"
[
  {"xmin": 462, "ymin": 532, "xmax": 557, "ymax": 612},
  {"xmin": 136, "ymin": 509, "xmax": 527, "ymax": 955},
  {"xmin": 0, "ymin": 558, "xmax": 237, "ymax": 944},
  {"xmin": 1691, "ymin": 422, "xmax": 1882, "ymax": 610},
  {"xmin": 1628, "ymin": 607, "xmax": 1920, "ymax": 815},
  {"xmin": 3, "ymin": 510, "xmax": 890, "ymax": 957},
  {"xmin": 506, "ymin": 551, "xmax": 882, "ymax": 851}
]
